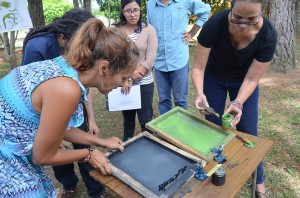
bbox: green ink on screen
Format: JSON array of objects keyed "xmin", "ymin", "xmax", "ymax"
[{"xmin": 155, "ymin": 112, "xmax": 226, "ymax": 156}]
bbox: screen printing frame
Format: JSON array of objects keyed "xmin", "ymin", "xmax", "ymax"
[
  {"xmin": 146, "ymin": 107, "xmax": 236, "ymax": 162},
  {"xmin": 106, "ymin": 132, "xmax": 206, "ymax": 198}
]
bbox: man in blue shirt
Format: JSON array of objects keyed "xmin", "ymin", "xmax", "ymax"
[
  {"xmin": 147, "ymin": 0, "xmax": 210, "ymax": 114},
  {"xmin": 22, "ymin": 33, "xmax": 60, "ymax": 64}
]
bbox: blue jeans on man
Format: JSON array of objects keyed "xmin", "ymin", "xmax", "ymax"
[
  {"xmin": 203, "ymin": 73, "xmax": 264, "ymax": 184},
  {"xmin": 155, "ymin": 63, "xmax": 189, "ymax": 115}
]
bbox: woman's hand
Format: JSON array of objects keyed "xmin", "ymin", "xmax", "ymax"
[
  {"xmin": 103, "ymin": 137, "xmax": 124, "ymax": 152},
  {"xmin": 88, "ymin": 120, "xmax": 100, "ymax": 136},
  {"xmin": 121, "ymin": 79, "xmax": 132, "ymax": 95},
  {"xmin": 131, "ymin": 70, "xmax": 144, "ymax": 82},
  {"xmin": 225, "ymin": 102, "xmax": 243, "ymax": 127},
  {"xmin": 88, "ymin": 149, "xmax": 112, "ymax": 175},
  {"xmin": 182, "ymin": 31, "xmax": 192, "ymax": 44},
  {"xmin": 194, "ymin": 92, "xmax": 209, "ymax": 115}
]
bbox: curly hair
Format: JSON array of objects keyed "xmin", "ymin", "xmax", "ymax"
[{"xmin": 23, "ymin": 8, "xmax": 94, "ymax": 52}]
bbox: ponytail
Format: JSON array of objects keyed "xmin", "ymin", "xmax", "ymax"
[
  {"xmin": 66, "ymin": 18, "xmax": 139, "ymax": 74},
  {"xmin": 66, "ymin": 19, "xmax": 105, "ymax": 70}
]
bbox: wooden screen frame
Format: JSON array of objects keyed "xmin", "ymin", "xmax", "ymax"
[
  {"xmin": 146, "ymin": 107, "xmax": 236, "ymax": 162},
  {"xmin": 105, "ymin": 132, "xmax": 206, "ymax": 198}
]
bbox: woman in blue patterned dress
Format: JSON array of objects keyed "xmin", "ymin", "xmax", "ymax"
[{"xmin": 0, "ymin": 18, "xmax": 139, "ymax": 198}]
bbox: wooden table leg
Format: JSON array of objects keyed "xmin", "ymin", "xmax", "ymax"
[{"xmin": 251, "ymin": 169, "xmax": 257, "ymax": 198}]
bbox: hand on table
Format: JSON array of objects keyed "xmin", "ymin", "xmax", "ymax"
[
  {"xmin": 103, "ymin": 137, "xmax": 124, "ymax": 152},
  {"xmin": 88, "ymin": 149, "xmax": 112, "ymax": 175}
]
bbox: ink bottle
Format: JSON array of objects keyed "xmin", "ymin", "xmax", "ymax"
[
  {"xmin": 212, "ymin": 166, "xmax": 226, "ymax": 186},
  {"xmin": 222, "ymin": 113, "xmax": 234, "ymax": 129}
]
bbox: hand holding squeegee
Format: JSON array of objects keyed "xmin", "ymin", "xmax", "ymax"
[{"xmin": 198, "ymin": 102, "xmax": 220, "ymax": 118}]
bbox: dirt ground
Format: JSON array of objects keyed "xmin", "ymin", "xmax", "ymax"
[{"xmin": 260, "ymin": 64, "xmax": 300, "ymax": 87}]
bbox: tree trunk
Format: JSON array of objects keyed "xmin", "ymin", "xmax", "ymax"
[
  {"xmin": 108, "ymin": 0, "xmax": 111, "ymax": 26},
  {"xmin": 296, "ymin": 0, "xmax": 300, "ymax": 30},
  {"xmin": 73, "ymin": 0, "xmax": 80, "ymax": 8},
  {"xmin": 2, "ymin": 33, "xmax": 10, "ymax": 59},
  {"xmin": 83, "ymin": 0, "xmax": 92, "ymax": 13},
  {"xmin": 27, "ymin": 0, "xmax": 45, "ymax": 27},
  {"xmin": 1, "ymin": 32, "xmax": 17, "ymax": 69},
  {"xmin": 9, "ymin": 31, "xmax": 17, "ymax": 69},
  {"xmin": 268, "ymin": 0, "xmax": 296, "ymax": 72}
]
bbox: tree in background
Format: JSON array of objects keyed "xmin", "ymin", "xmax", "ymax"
[
  {"xmin": 1, "ymin": 0, "xmax": 44, "ymax": 69},
  {"xmin": 1, "ymin": 31, "xmax": 17, "ymax": 69},
  {"xmin": 72, "ymin": 0, "xmax": 92, "ymax": 13},
  {"xmin": 43, "ymin": 0, "xmax": 72, "ymax": 24},
  {"xmin": 96, "ymin": 0, "xmax": 148, "ymax": 24},
  {"xmin": 96, "ymin": 0, "xmax": 230, "ymax": 26},
  {"xmin": 28, "ymin": 0, "xmax": 45, "ymax": 27},
  {"xmin": 0, "ymin": 1, "xmax": 22, "ymax": 69},
  {"xmin": 189, "ymin": 0, "xmax": 230, "ymax": 24},
  {"xmin": 297, "ymin": 0, "xmax": 300, "ymax": 30},
  {"xmin": 266, "ymin": 0, "xmax": 297, "ymax": 71},
  {"xmin": 96, "ymin": 0, "xmax": 120, "ymax": 24},
  {"xmin": 202, "ymin": 0, "xmax": 230, "ymax": 13}
]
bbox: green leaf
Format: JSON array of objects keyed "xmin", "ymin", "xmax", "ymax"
[{"xmin": 286, "ymin": 167, "xmax": 295, "ymax": 176}]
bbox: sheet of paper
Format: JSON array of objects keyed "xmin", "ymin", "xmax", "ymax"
[{"xmin": 107, "ymin": 85, "xmax": 141, "ymax": 111}]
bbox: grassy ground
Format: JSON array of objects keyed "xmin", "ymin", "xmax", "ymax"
[{"xmin": 0, "ymin": 37, "xmax": 299, "ymax": 197}]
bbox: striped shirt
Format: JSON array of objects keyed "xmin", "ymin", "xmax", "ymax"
[{"xmin": 128, "ymin": 32, "xmax": 154, "ymax": 85}]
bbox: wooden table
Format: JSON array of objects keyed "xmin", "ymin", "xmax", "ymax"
[{"xmin": 90, "ymin": 131, "xmax": 273, "ymax": 198}]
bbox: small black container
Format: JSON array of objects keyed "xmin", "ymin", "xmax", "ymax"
[{"xmin": 212, "ymin": 167, "xmax": 226, "ymax": 186}]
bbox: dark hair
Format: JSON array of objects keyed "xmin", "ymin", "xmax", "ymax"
[
  {"xmin": 23, "ymin": 8, "xmax": 94, "ymax": 52},
  {"xmin": 113, "ymin": 0, "xmax": 147, "ymax": 33},
  {"xmin": 231, "ymin": 0, "xmax": 265, "ymax": 9},
  {"xmin": 66, "ymin": 18, "xmax": 139, "ymax": 74}
]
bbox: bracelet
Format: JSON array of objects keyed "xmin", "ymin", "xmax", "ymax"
[
  {"xmin": 229, "ymin": 100, "xmax": 243, "ymax": 111},
  {"xmin": 128, "ymin": 77, "xmax": 133, "ymax": 83},
  {"xmin": 79, "ymin": 148, "xmax": 94, "ymax": 163}
]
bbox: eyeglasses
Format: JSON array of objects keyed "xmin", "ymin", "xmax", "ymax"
[
  {"xmin": 230, "ymin": 12, "xmax": 260, "ymax": 26},
  {"xmin": 123, "ymin": 9, "xmax": 141, "ymax": 16},
  {"xmin": 231, "ymin": 18, "xmax": 259, "ymax": 26}
]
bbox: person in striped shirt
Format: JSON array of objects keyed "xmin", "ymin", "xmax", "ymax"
[{"xmin": 113, "ymin": 0, "xmax": 158, "ymax": 141}]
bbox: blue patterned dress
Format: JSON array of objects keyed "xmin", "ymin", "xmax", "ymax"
[{"xmin": 0, "ymin": 56, "xmax": 87, "ymax": 197}]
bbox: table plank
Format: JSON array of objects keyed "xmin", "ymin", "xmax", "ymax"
[{"xmin": 90, "ymin": 131, "xmax": 273, "ymax": 198}]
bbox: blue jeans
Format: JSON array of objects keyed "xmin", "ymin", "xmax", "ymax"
[
  {"xmin": 52, "ymin": 108, "xmax": 105, "ymax": 197},
  {"xmin": 155, "ymin": 63, "xmax": 189, "ymax": 115},
  {"xmin": 122, "ymin": 82, "xmax": 154, "ymax": 141},
  {"xmin": 203, "ymin": 73, "xmax": 264, "ymax": 184}
]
